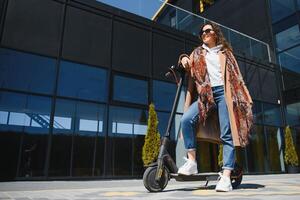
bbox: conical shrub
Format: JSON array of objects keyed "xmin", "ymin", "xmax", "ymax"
[
  {"xmin": 142, "ymin": 103, "xmax": 161, "ymax": 166},
  {"xmin": 284, "ymin": 126, "xmax": 299, "ymax": 167}
]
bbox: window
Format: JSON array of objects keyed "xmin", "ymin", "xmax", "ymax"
[
  {"xmin": 286, "ymin": 102, "xmax": 300, "ymax": 126},
  {"xmin": 265, "ymin": 126, "xmax": 284, "ymax": 172},
  {"xmin": 252, "ymin": 101, "xmax": 263, "ymax": 124},
  {"xmin": 153, "ymin": 80, "xmax": 176, "ymax": 111},
  {"xmin": 109, "ymin": 106, "xmax": 147, "ymax": 136},
  {"xmin": 278, "ymin": 45, "xmax": 300, "ymax": 73},
  {"xmin": 170, "ymin": 11, "xmax": 176, "ymax": 27},
  {"xmin": 276, "ymin": 25, "xmax": 300, "ymax": 51},
  {"xmin": 49, "ymin": 99, "xmax": 106, "ymax": 177},
  {"xmin": 246, "ymin": 125, "xmax": 267, "ymax": 172},
  {"xmin": 0, "ymin": 91, "xmax": 51, "ymax": 133},
  {"xmin": 113, "ymin": 75, "xmax": 148, "ymax": 105},
  {"xmin": 108, "ymin": 106, "xmax": 148, "ymax": 176},
  {"xmin": 270, "ymin": 0, "xmax": 296, "ymax": 23},
  {"xmin": 229, "ymin": 30, "xmax": 251, "ymax": 57},
  {"xmin": 0, "ymin": 48, "xmax": 56, "ymax": 95},
  {"xmin": 58, "ymin": 61, "xmax": 107, "ymax": 102},
  {"xmin": 251, "ymin": 40, "xmax": 269, "ymax": 62},
  {"xmin": 0, "ymin": 91, "xmax": 51, "ymax": 178},
  {"xmin": 263, "ymin": 103, "xmax": 282, "ymax": 126}
]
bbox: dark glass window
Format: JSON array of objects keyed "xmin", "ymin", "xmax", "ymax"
[
  {"xmin": 270, "ymin": 0, "xmax": 296, "ymax": 23},
  {"xmin": 252, "ymin": 101, "xmax": 263, "ymax": 124},
  {"xmin": 113, "ymin": 75, "xmax": 148, "ymax": 105},
  {"xmin": 263, "ymin": 103, "xmax": 282, "ymax": 126},
  {"xmin": 229, "ymin": 30, "xmax": 251, "ymax": 57},
  {"xmin": 153, "ymin": 80, "xmax": 176, "ymax": 111},
  {"xmin": 197, "ymin": 142, "xmax": 218, "ymax": 172},
  {"xmin": 0, "ymin": 48, "xmax": 56, "ymax": 95},
  {"xmin": 278, "ymin": 45, "xmax": 300, "ymax": 73},
  {"xmin": 265, "ymin": 126, "xmax": 283, "ymax": 172},
  {"xmin": 108, "ymin": 106, "xmax": 148, "ymax": 176},
  {"xmin": 0, "ymin": 91, "xmax": 51, "ymax": 179},
  {"xmin": 157, "ymin": 112, "xmax": 176, "ymax": 140},
  {"xmin": 49, "ymin": 99, "xmax": 106, "ymax": 177},
  {"xmin": 275, "ymin": 25, "xmax": 300, "ymax": 51},
  {"xmin": 286, "ymin": 103, "xmax": 300, "ymax": 126},
  {"xmin": 246, "ymin": 125, "xmax": 267, "ymax": 172},
  {"xmin": 251, "ymin": 40, "xmax": 269, "ymax": 62},
  {"xmin": 57, "ymin": 61, "xmax": 107, "ymax": 102}
]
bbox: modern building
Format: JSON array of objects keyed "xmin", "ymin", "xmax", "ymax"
[{"xmin": 0, "ymin": 0, "xmax": 298, "ymax": 181}]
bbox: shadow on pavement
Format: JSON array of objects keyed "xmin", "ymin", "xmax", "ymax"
[
  {"xmin": 235, "ymin": 183, "xmax": 265, "ymax": 190},
  {"xmin": 161, "ymin": 183, "xmax": 265, "ymax": 192}
]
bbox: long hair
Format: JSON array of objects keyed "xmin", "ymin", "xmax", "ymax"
[{"xmin": 199, "ymin": 21, "xmax": 233, "ymax": 52}]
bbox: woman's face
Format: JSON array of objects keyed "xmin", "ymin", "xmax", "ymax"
[{"xmin": 201, "ymin": 24, "xmax": 217, "ymax": 46}]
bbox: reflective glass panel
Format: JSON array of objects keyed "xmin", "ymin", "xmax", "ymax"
[
  {"xmin": 276, "ymin": 25, "xmax": 300, "ymax": 51},
  {"xmin": 108, "ymin": 106, "xmax": 147, "ymax": 176},
  {"xmin": 153, "ymin": 80, "xmax": 176, "ymax": 111},
  {"xmin": 0, "ymin": 91, "xmax": 51, "ymax": 178},
  {"xmin": 49, "ymin": 99, "xmax": 105, "ymax": 177},
  {"xmin": 113, "ymin": 75, "xmax": 148, "ymax": 105},
  {"xmin": 265, "ymin": 126, "xmax": 284, "ymax": 172},
  {"xmin": 278, "ymin": 45, "xmax": 300, "ymax": 73},
  {"xmin": 263, "ymin": 103, "xmax": 282, "ymax": 126},
  {"xmin": 0, "ymin": 48, "xmax": 56, "ymax": 95},
  {"xmin": 58, "ymin": 61, "xmax": 107, "ymax": 102},
  {"xmin": 270, "ymin": 0, "xmax": 296, "ymax": 23}
]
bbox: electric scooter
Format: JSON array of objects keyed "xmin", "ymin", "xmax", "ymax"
[{"xmin": 143, "ymin": 63, "xmax": 243, "ymax": 192}]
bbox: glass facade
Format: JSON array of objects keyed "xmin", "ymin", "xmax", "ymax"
[
  {"xmin": 270, "ymin": 0, "xmax": 300, "ymax": 74},
  {"xmin": 270, "ymin": 0, "xmax": 300, "ymax": 175},
  {"xmin": 0, "ymin": 0, "xmax": 293, "ymax": 181}
]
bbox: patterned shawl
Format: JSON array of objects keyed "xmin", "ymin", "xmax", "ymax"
[{"xmin": 190, "ymin": 46, "xmax": 253, "ymax": 147}]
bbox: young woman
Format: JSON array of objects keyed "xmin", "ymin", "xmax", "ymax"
[{"xmin": 178, "ymin": 21, "xmax": 253, "ymax": 192}]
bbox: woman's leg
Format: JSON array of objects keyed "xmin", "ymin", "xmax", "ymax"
[
  {"xmin": 213, "ymin": 86, "xmax": 235, "ymax": 191},
  {"xmin": 178, "ymin": 100, "xmax": 199, "ymax": 175},
  {"xmin": 180, "ymin": 100, "xmax": 199, "ymax": 159},
  {"xmin": 218, "ymin": 96, "xmax": 235, "ymax": 176}
]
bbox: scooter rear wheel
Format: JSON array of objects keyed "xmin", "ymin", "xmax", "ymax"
[
  {"xmin": 231, "ymin": 163, "xmax": 243, "ymax": 189},
  {"xmin": 143, "ymin": 165, "xmax": 169, "ymax": 192}
]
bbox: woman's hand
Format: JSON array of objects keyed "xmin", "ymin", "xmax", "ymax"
[{"xmin": 181, "ymin": 57, "xmax": 190, "ymax": 69}]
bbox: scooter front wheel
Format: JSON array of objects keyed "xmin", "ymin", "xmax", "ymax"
[{"xmin": 143, "ymin": 165, "xmax": 169, "ymax": 192}]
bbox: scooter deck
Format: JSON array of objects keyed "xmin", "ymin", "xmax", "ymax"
[{"xmin": 170, "ymin": 172, "xmax": 219, "ymax": 182}]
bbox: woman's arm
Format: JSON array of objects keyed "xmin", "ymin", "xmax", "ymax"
[{"xmin": 178, "ymin": 51, "xmax": 195, "ymax": 111}]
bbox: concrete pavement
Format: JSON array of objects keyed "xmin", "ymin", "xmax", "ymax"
[{"xmin": 0, "ymin": 173, "xmax": 300, "ymax": 199}]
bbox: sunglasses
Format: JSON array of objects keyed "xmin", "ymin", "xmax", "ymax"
[{"xmin": 199, "ymin": 28, "xmax": 214, "ymax": 36}]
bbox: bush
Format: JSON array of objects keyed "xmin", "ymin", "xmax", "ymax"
[
  {"xmin": 142, "ymin": 103, "xmax": 161, "ymax": 166},
  {"xmin": 218, "ymin": 144, "xmax": 223, "ymax": 168},
  {"xmin": 284, "ymin": 126, "xmax": 299, "ymax": 167}
]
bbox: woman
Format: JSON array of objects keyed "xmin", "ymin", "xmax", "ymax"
[{"xmin": 177, "ymin": 21, "xmax": 253, "ymax": 192}]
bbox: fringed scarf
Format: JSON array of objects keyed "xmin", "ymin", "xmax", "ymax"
[{"xmin": 190, "ymin": 46, "xmax": 253, "ymax": 147}]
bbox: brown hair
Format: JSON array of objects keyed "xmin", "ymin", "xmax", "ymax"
[{"xmin": 199, "ymin": 21, "xmax": 233, "ymax": 52}]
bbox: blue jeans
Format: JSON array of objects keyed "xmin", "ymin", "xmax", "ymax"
[{"xmin": 180, "ymin": 85, "xmax": 235, "ymax": 170}]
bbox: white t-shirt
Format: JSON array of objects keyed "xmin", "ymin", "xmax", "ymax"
[{"xmin": 201, "ymin": 43, "xmax": 224, "ymax": 87}]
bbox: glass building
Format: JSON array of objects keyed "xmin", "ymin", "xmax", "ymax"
[{"xmin": 0, "ymin": 0, "xmax": 297, "ymax": 181}]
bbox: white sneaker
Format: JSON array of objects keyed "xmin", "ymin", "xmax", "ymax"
[
  {"xmin": 177, "ymin": 157, "xmax": 198, "ymax": 175},
  {"xmin": 215, "ymin": 172, "xmax": 233, "ymax": 192}
]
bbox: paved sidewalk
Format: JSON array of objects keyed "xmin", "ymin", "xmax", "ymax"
[{"xmin": 0, "ymin": 174, "xmax": 300, "ymax": 199}]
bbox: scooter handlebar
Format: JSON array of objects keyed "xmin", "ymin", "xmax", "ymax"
[{"xmin": 165, "ymin": 64, "xmax": 185, "ymax": 77}]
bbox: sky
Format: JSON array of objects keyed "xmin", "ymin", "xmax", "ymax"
[{"xmin": 96, "ymin": 0, "xmax": 164, "ymax": 19}]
